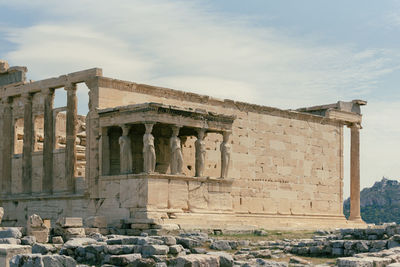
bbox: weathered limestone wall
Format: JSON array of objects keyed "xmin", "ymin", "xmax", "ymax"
[
  {"xmin": 94, "ymin": 79, "xmax": 344, "ymax": 221},
  {"xmin": 0, "ymin": 96, "xmax": 87, "ymax": 195}
]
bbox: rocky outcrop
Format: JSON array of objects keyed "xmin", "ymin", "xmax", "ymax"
[{"xmin": 344, "ymin": 177, "xmax": 400, "ymax": 224}]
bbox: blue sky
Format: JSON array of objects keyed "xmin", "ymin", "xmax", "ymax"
[{"xmin": 1, "ymin": 0, "xmax": 400, "ymax": 198}]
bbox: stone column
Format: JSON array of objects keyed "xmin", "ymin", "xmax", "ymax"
[
  {"xmin": 22, "ymin": 93, "xmax": 33, "ymax": 194},
  {"xmin": 65, "ymin": 83, "xmax": 78, "ymax": 193},
  {"xmin": 170, "ymin": 125, "xmax": 183, "ymax": 175},
  {"xmin": 349, "ymin": 123, "xmax": 362, "ymax": 221},
  {"xmin": 101, "ymin": 127, "xmax": 110, "ymax": 175},
  {"xmin": 143, "ymin": 123, "xmax": 156, "ymax": 173},
  {"xmin": 119, "ymin": 125, "xmax": 133, "ymax": 174},
  {"xmin": 220, "ymin": 131, "xmax": 231, "ymax": 178},
  {"xmin": 195, "ymin": 128, "xmax": 206, "ymax": 177},
  {"xmin": 1, "ymin": 97, "xmax": 13, "ymax": 194},
  {"xmin": 42, "ymin": 88, "xmax": 54, "ymax": 194}
]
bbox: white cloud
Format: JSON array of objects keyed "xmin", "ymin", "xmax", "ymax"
[{"xmin": 1, "ymin": 0, "xmax": 400, "ymax": 197}]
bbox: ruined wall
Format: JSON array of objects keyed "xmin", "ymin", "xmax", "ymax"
[
  {"xmin": 0, "ymin": 95, "xmax": 87, "ymax": 195},
  {"xmin": 94, "ymin": 79, "xmax": 344, "ymax": 219}
]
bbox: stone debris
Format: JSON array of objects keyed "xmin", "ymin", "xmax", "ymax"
[
  {"xmin": 54, "ymin": 217, "xmax": 85, "ymax": 241},
  {"xmin": 8, "ymin": 215, "xmax": 400, "ymax": 267},
  {"xmin": 26, "ymin": 214, "xmax": 49, "ymax": 243}
]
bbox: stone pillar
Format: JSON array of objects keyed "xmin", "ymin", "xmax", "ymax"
[
  {"xmin": 220, "ymin": 131, "xmax": 231, "ymax": 178},
  {"xmin": 170, "ymin": 125, "xmax": 183, "ymax": 175},
  {"xmin": 42, "ymin": 88, "xmax": 54, "ymax": 194},
  {"xmin": 143, "ymin": 123, "xmax": 156, "ymax": 173},
  {"xmin": 1, "ymin": 97, "xmax": 13, "ymax": 194},
  {"xmin": 119, "ymin": 125, "xmax": 133, "ymax": 174},
  {"xmin": 195, "ymin": 128, "xmax": 206, "ymax": 177},
  {"xmin": 101, "ymin": 127, "xmax": 110, "ymax": 175},
  {"xmin": 349, "ymin": 123, "xmax": 362, "ymax": 221},
  {"xmin": 22, "ymin": 93, "xmax": 33, "ymax": 194},
  {"xmin": 65, "ymin": 83, "xmax": 78, "ymax": 193}
]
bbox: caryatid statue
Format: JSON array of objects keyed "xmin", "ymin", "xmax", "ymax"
[
  {"xmin": 170, "ymin": 126, "xmax": 183, "ymax": 175},
  {"xmin": 220, "ymin": 131, "xmax": 231, "ymax": 178},
  {"xmin": 119, "ymin": 125, "xmax": 133, "ymax": 174},
  {"xmin": 143, "ymin": 123, "xmax": 156, "ymax": 173},
  {"xmin": 195, "ymin": 128, "xmax": 206, "ymax": 177}
]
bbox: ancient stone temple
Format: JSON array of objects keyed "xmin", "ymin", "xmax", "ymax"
[{"xmin": 0, "ymin": 60, "xmax": 366, "ymax": 230}]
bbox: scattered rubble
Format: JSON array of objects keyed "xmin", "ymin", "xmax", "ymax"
[{"xmin": 6, "ymin": 213, "xmax": 400, "ymax": 266}]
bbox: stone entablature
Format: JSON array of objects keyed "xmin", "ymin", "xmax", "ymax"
[{"xmin": 0, "ymin": 60, "xmax": 367, "ymax": 230}]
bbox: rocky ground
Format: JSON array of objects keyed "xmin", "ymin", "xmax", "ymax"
[{"xmin": 5, "ymin": 215, "xmax": 400, "ymax": 266}]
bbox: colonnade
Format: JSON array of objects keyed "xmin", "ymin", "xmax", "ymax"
[
  {"xmin": 102, "ymin": 123, "xmax": 232, "ymax": 178},
  {"xmin": 1, "ymin": 83, "xmax": 78, "ymax": 195}
]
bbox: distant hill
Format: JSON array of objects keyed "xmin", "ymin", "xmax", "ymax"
[{"xmin": 343, "ymin": 177, "xmax": 400, "ymax": 224}]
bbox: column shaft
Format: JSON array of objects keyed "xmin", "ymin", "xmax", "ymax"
[
  {"xmin": 101, "ymin": 127, "xmax": 110, "ymax": 175},
  {"xmin": 65, "ymin": 84, "xmax": 78, "ymax": 193},
  {"xmin": 349, "ymin": 123, "xmax": 361, "ymax": 221},
  {"xmin": 22, "ymin": 93, "xmax": 33, "ymax": 194},
  {"xmin": 42, "ymin": 89, "xmax": 54, "ymax": 193},
  {"xmin": 2, "ymin": 98, "xmax": 13, "ymax": 194}
]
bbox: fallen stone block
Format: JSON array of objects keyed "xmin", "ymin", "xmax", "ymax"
[
  {"xmin": 169, "ymin": 244, "xmax": 184, "ymax": 254},
  {"xmin": 52, "ymin": 236, "xmax": 64, "ymax": 244},
  {"xmin": 337, "ymin": 256, "xmax": 392, "ymax": 267},
  {"xmin": 176, "ymin": 237, "xmax": 202, "ymax": 249},
  {"xmin": 32, "ymin": 243, "xmax": 59, "ymax": 255},
  {"xmin": 29, "ymin": 229, "xmax": 49, "ymax": 243},
  {"xmin": 0, "ymin": 228, "xmax": 22, "ymax": 239},
  {"xmin": 142, "ymin": 245, "xmax": 169, "ymax": 256},
  {"xmin": 84, "ymin": 216, "xmax": 107, "ymax": 228},
  {"xmin": 63, "ymin": 237, "xmax": 98, "ymax": 249},
  {"xmin": 109, "ymin": 253, "xmax": 142, "ymax": 265},
  {"xmin": 0, "ymin": 244, "xmax": 31, "ymax": 267},
  {"xmin": 57, "ymin": 217, "xmax": 83, "ymax": 228},
  {"xmin": 207, "ymin": 251, "xmax": 234, "ymax": 267},
  {"xmin": 27, "ymin": 214, "xmax": 49, "ymax": 243},
  {"xmin": 170, "ymin": 254, "xmax": 219, "ymax": 266},
  {"xmin": 10, "ymin": 254, "xmax": 76, "ymax": 267},
  {"xmin": 0, "ymin": 238, "xmax": 21, "ymax": 245},
  {"xmin": 21, "ymin": 236, "xmax": 36, "ymax": 246},
  {"xmin": 210, "ymin": 240, "xmax": 231, "ymax": 251},
  {"xmin": 161, "ymin": 236, "xmax": 176, "ymax": 246},
  {"xmin": 63, "ymin": 227, "xmax": 85, "ymax": 240},
  {"xmin": 106, "ymin": 244, "xmax": 138, "ymax": 255}
]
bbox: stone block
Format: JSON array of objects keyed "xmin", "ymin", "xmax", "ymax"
[
  {"xmin": 141, "ymin": 245, "xmax": 169, "ymax": 256},
  {"xmin": 52, "ymin": 236, "xmax": 64, "ymax": 244},
  {"xmin": 84, "ymin": 216, "xmax": 107, "ymax": 228},
  {"xmin": 57, "ymin": 217, "xmax": 83, "ymax": 228},
  {"xmin": 29, "ymin": 229, "xmax": 49, "ymax": 243},
  {"xmin": 21, "ymin": 236, "xmax": 36, "ymax": 246},
  {"xmin": 63, "ymin": 227, "xmax": 85, "ymax": 240},
  {"xmin": 171, "ymin": 254, "xmax": 219, "ymax": 266},
  {"xmin": 0, "ymin": 228, "xmax": 22, "ymax": 239},
  {"xmin": 9, "ymin": 254, "xmax": 76, "ymax": 267},
  {"xmin": 109, "ymin": 253, "xmax": 142, "ymax": 265},
  {"xmin": 0, "ymin": 244, "xmax": 31, "ymax": 267}
]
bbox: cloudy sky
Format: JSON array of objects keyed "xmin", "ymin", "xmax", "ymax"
[{"xmin": 1, "ymin": 0, "xmax": 399, "ymax": 198}]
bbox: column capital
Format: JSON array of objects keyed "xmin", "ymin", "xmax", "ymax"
[
  {"xmin": 21, "ymin": 92, "xmax": 33, "ymax": 102},
  {"xmin": 41, "ymin": 88, "xmax": 53, "ymax": 95},
  {"xmin": 120, "ymin": 124, "xmax": 130, "ymax": 136},
  {"xmin": 64, "ymin": 82, "xmax": 77, "ymax": 91},
  {"xmin": 348, "ymin": 122, "xmax": 362, "ymax": 130}
]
